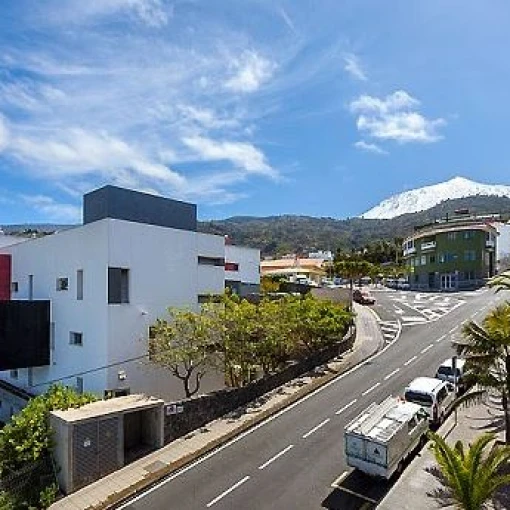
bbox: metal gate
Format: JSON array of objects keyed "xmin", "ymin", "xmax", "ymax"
[{"xmin": 72, "ymin": 417, "xmax": 120, "ymax": 491}]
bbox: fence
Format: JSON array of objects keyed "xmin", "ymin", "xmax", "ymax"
[{"xmin": 163, "ymin": 326, "xmax": 355, "ymax": 443}]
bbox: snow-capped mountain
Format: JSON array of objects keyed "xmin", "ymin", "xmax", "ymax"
[{"xmin": 361, "ymin": 176, "xmax": 510, "ymax": 219}]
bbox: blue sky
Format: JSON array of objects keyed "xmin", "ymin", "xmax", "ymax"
[{"xmin": 0, "ymin": 0, "xmax": 509, "ymax": 223}]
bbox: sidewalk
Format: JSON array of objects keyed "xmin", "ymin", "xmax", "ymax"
[
  {"xmin": 379, "ymin": 396, "xmax": 506, "ymax": 510},
  {"xmin": 51, "ymin": 303, "xmax": 384, "ymax": 510}
]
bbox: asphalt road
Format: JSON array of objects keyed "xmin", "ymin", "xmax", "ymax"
[{"xmin": 121, "ymin": 288, "xmax": 503, "ymax": 510}]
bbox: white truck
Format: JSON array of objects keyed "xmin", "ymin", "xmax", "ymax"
[{"xmin": 344, "ymin": 396, "xmax": 429, "ymax": 479}]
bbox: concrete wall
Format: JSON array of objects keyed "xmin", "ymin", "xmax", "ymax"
[{"xmin": 225, "ymin": 245, "xmax": 260, "ymax": 286}]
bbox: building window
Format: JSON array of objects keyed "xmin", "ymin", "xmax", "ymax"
[
  {"xmin": 28, "ymin": 274, "xmax": 33, "ymax": 300},
  {"xmin": 225, "ymin": 262, "xmax": 239, "ymax": 272},
  {"xmin": 463, "ymin": 230, "xmax": 474, "ymax": 240},
  {"xmin": 11, "ymin": 282, "xmax": 18, "ymax": 293},
  {"xmin": 429, "ymin": 255, "xmax": 436, "ymax": 263},
  {"xmin": 76, "ymin": 377, "xmax": 84, "ymax": 394},
  {"xmin": 464, "ymin": 250, "xmax": 476, "ymax": 261},
  {"xmin": 69, "ymin": 331, "xmax": 83, "ymax": 346},
  {"xmin": 198, "ymin": 256, "xmax": 225, "ymax": 267},
  {"xmin": 10, "ymin": 369, "xmax": 18, "ymax": 379},
  {"xmin": 447, "ymin": 232, "xmax": 457, "ymax": 241},
  {"xmin": 108, "ymin": 267, "xmax": 129, "ymax": 304},
  {"xmin": 56, "ymin": 277, "xmax": 69, "ymax": 291},
  {"xmin": 439, "ymin": 253, "xmax": 445, "ymax": 263},
  {"xmin": 77, "ymin": 270, "xmax": 83, "ymax": 300},
  {"xmin": 421, "ymin": 255, "xmax": 426, "ymax": 266},
  {"xmin": 198, "ymin": 294, "xmax": 222, "ymax": 304}
]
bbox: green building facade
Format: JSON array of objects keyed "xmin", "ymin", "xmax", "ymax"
[{"xmin": 402, "ymin": 222, "xmax": 497, "ymax": 291}]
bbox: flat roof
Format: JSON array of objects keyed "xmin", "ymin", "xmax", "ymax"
[
  {"xmin": 50, "ymin": 394, "xmax": 164, "ymax": 423},
  {"xmin": 405, "ymin": 377, "xmax": 444, "ymax": 393}
]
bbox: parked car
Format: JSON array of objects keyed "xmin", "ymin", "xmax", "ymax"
[
  {"xmin": 353, "ymin": 289, "xmax": 376, "ymax": 305},
  {"xmin": 345, "ymin": 396, "xmax": 428, "ymax": 479},
  {"xmin": 404, "ymin": 377, "xmax": 456, "ymax": 425},
  {"xmin": 435, "ymin": 358, "xmax": 468, "ymax": 393},
  {"xmin": 396, "ymin": 278, "xmax": 410, "ymax": 290}
]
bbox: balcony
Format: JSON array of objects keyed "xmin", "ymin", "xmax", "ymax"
[
  {"xmin": 421, "ymin": 241, "xmax": 437, "ymax": 251},
  {"xmin": 403, "ymin": 247, "xmax": 416, "ymax": 257},
  {"xmin": 486, "ymin": 240, "xmax": 495, "ymax": 249}
]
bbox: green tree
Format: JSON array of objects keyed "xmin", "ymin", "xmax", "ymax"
[
  {"xmin": 0, "ymin": 384, "xmax": 96, "ymax": 474},
  {"xmin": 457, "ymin": 304, "xmax": 510, "ymax": 443},
  {"xmin": 428, "ymin": 432, "xmax": 510, "ymax": 510},
  {"xmin": 489, "ymin": 271, "xmax": 510, "ymax": 291},
  {"xmin": 149, "ymin": 306, "xmax": 222, "ymax": 398},
  {"xmin": 334, "ymin": 257, "xmax": 374, "ymax": 309}
]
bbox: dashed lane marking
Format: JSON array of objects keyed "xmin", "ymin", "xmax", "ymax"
[
  {"xmin": 384, "ymin": 368, "xmax": 400, "ymax": 381},
  {"xmin": 404, "ymin": 355, "xmax": 418, "ymax": 366},
  {"xmin": 421, "ymin": 344, "xmax": 433, "ymax": 354},
  {"xmin": 302, "ymin": 418, "xmax": 331, "ymax": 439},
  {"xmin": 361, "ymin": 382, "xmax": 381, "ymax": 396},
  {"xmin": 335, "ymin": 399, "xmax": 358, "ymax": 415},
  {"xmin": 206, "ymin": 476, "xmax": 250, "ymax": 507},
  {"xmin": 258, "ymin": 445, "xmax": 294, "ymax": 470}
]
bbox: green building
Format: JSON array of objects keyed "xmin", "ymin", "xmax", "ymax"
[{"xmin": 402, "ymin": 220, "xmax": 497, "ymax": 291}]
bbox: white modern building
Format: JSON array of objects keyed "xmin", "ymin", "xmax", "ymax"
[{"xmin": 0, "ymin": 186, "xmax": 259, "ymax": 422}]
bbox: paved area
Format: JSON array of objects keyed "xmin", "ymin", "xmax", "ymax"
[
  {"xmin": 379, "ymin": 395, "xmax": 506, "ymax": 510},
  {"xmin": 50, "ymin": 304, "xmax": 384, "ymax": 510}
]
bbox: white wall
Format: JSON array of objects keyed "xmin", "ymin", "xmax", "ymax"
[
  {"xmin": 0, "ymin": 222, "xmax": 110, "ymax": 396},
  {"xmin": 496, "ymin": 223, "xmax": 510, "ymax": 269},
  {"xmin": 225, "ymin": 245, "xmax": 260, "ymax": 285}
]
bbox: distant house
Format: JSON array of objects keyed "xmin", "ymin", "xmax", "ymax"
[
  {"xmin": 261, "ymin": 257, "xmax": 327, "ymax": 284},
  {"xmin": 402, "ymin": 216, "xmax": 499, "ymax": 291}
]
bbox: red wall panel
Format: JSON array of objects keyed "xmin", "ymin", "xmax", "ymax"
[{"xmin": 0, "ymin": 254, "xmax": 11, "ymax": 301}]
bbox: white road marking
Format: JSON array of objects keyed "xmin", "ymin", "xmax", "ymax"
[
  {"xmin": 402, "ymin": 316, "xmax": 427, "ymax": 323},
  {"xmin": 335, "ymin": 399, "xmax": 358, "ymax": 415},
  {"xmin": 449, "ymin": 326, "xmax": 458, "ymax": 334},
  {"xmin": 206, "ymin": 476, "xmax": 250, "ymax": 507},
  {"xmin": 331, "ymin": 471, "xmax": 349, "ymax": 488},
  {"xmin": 384, "ymin": 368, "xmax": 400, "ymax": 381},
  {"xmin": 436, "ymin": 334, "xmax": 446, "ymax": 343},
  {"xmin": 302, "ymin": 418, "xmax": 331, "ymax": 439},
  {"xmin": 258, "ymin": 445, "xmax": 294, "ymax": 470},
  {"xmin": 404, "ymin": 355, "xmax": 418, "ymax": 366},
  {"xmin": 421, "ymin": 345, "xmax": 433, "ymax": 354},
  {"xmin": 361, "ymin": 382, "xmax": 381, "ymax": 396}
]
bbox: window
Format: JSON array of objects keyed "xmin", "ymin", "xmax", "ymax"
[
  {"xmin": 439, "ymin": 253, "xmax": 445, "ymax": 263},
  {"xmin": 108, "ymin": 267, "xmax": 129, "ymax": 304},
  {"xmin": 76, "ymin": 377, "xmax": 84, "ymax": 394},
  {"xmin": 198, "ymin": 256, "xmax": 225, "ymax": 267},
  {"xmin": 463, "ymin": 230, "xmax": 474, "ymax": 240},
  {"xmin": 10, "ymin": 369, "xmax": 18, "ymax": 379},
  {"xmin": 56, "ymin": 277, "xmax": 69, "ymax": 291},
  {"xmin": 11, "ymin": 282, "xmax": 18, "ymax": 293},
  {"xmin": 447, "ymin": 232, "xmax": 457, "ymax": 241},
  {"xmin": 77, "ymin": 270, "xmax": 83, "ymax": 300},
  {"xmin": 225, "ymin": 262, "xmax": 239, "ymax": 272},
  {"xmin": 28, "ymin": 275, "xmax": 33, "ymax": 300},
  {"xmin": 429, "ymin": 255, "xmax": 436, "ymax": 263},
  {"xmin": 69, "ymin": 331, "xmax": 83, "ymax": 346},
  {"xmin": 437, "ymin": 387, "xmax": 447, "ymax": 404},
  {"xmin": 421, "ymin": 255, "xmax": 426, "ymax": 265},
  {"xmin": 198, "ymin": 294, "xmax": 222, "ymax": 304},
  {"xmin": 464, "ymin": 250, "xmax": 476, "ymax": 261}
]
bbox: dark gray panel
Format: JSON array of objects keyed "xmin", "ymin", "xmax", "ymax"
[{"xmin": 83, "ymin": 185, "xmax": 197, "ymax": 231}]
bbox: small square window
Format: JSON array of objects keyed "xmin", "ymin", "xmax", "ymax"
[
  {"xmin": 76, "ymin": 377, "xmax": 84, "ymax": 394},
  {"xmin": 69, "ymin": 331, "xmax": 83, "ymax": 346},
  {"xmin": 11, "ymin": 282, "xmax": 18, "ymax": 293},
  {"xmin": 56, "ymin": 277, "xmax": 69, "ymax": 291},
  {"xmin": 10, "ymin": 369, "xmax": 18, "ymax": 379}
]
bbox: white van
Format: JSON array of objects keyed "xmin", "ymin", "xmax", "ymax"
[
  {"xmin": 435, "ymin": 358, "xmax": 468, "ymax": 392},
  {"xmin": 404, "ymin": 377, "xmax": 456, "ymax": 425}
]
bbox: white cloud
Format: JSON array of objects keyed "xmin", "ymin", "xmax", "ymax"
[
  {"xmin": 279, "ymin": 8, "xmax": 297, "ymax": 34},
  {"xmin": 177, "ymin": 105, "xmax": 240, "ymax": 130},
  {"xmin": 354, "ymin": 140, "xmax": 388, "ymax": 155},
  {"xmin": 182, "ymin": 136, "xmax": 276, "ymax": 177},
  {"xmin": 349, "ymin": 90, "xmax": 445, "ymax": 143},
  {"xmin": 225, "ymin": 51, "xmax": 276, "ymax": 93},
  {"xmin": 0, "ymin": 115, "xmax": 9, "ymax": 152},
  {"xmin": 21, "ymin": 194, "xmax": 82, "ymax": 222},
  {"xmin": 343, "ymin": 53, "xmax": 367, "ymax": 81}
]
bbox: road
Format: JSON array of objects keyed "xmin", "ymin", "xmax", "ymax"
[{"xmin": 120, "ymin": 288, "xmax": 502, "ymax": 510}]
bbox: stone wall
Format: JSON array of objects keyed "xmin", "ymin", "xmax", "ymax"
[{"xmin": 163, "ymin": 327, "xmax": 355, "ymax": 443}]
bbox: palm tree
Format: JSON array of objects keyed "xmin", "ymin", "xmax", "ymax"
[
  {"xmin": 489, "ymin": 271, "xmax": 510, "ymax": 291},
  {"xmin": 334, "ymin": 258, "xmax": 373, "ymax": 310},
  {"xmin": 428, "ymin": 432, "xmax": 510, "ymax": 510},
  {"xmin": 456, "ymin": 304, "xmax": 510, "ymax": 443}
]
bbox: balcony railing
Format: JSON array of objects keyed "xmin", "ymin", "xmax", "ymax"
[
  {"xmin": 403, "ymin": 246, "xmax": 416, "ymax": 257},
  {"xmin": 421, "ymin": 241, "xmax": 436, "ymax": 251}
]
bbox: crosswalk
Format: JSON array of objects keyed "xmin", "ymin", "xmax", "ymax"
[{"xmin": 378, "ymin": 320, "xmax": 401, "ymax": 344}]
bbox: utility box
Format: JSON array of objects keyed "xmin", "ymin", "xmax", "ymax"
[{"xmin": 50, "ymin": 394, "xmax": 164, "ymax": 494}]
